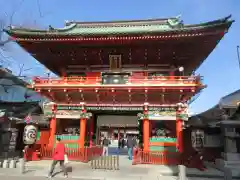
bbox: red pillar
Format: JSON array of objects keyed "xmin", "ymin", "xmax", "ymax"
[
  {"xmin": 89, "ymin": 117, "xmax": 94, "ymax": 147},
  {"xmin": 49, "ymin": 117, "xmax": 56, "ymax": 147},
  {"xmin": 79, "ymin": 117, "xmax": 87, "ymax": 148},
  {"xmin": 143, "ymin": 119, "xmax": 150, "ymax": 152},
  {"xmin": 48, "ymin": 104, "xmax": 57, "ymax": 147},
  {"xmin": 176, "ymin": 110, "xmax": 183, "ymax": 153}
]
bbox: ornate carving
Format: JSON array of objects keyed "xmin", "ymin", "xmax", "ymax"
[
  {"xmin": 167, "ymin": 15, "xmax": 183, "ymax": 28},
  {"xmin": 79, "ymin": 112, "xmax": 92, "ymax": 119}
]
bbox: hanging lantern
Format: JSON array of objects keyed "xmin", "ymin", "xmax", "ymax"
[{"xmin": 23, "ymin": 125, "xmax": 38, "ymax": 145}]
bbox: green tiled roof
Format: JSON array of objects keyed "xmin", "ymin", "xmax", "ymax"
[{"xmin": 5, "ymin": 15, "xmax": 233, "ymax": 36}]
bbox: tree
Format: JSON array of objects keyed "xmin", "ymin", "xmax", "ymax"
[{"xmin": 0, "ymin": 0, "xmax": 26, "ymax": 68}]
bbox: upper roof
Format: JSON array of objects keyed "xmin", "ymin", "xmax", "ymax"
[
  {"xmin": 3, "ymin": 16, "xmax": 234, "ymax": 76},
  {"xmin": 5, "ymin": 15, "xmax": 234, "ymax": 37}
]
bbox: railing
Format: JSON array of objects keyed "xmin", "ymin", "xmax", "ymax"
[
  {"xmin": 132, "ymin": 148, "xmax": 180, "ymax": 165},
  {"xmin": 91, "ymin": 155, "xmax": 120, "ymax": 170},
  {"xmin": 32, "ymin": 75, "xmax": 203, "ymax": 86},
  {"xmin": 39, "ymin": 146, "xmax": 102, "ymax": 162}
]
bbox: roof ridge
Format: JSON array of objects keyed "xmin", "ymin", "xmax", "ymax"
[{"xmin": 64, "ymin": 17, "xmax": 177, "ymax": 26}]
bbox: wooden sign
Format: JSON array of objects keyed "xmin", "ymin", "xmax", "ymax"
[{"xmin": 109, "ymin": 54, "xmax": 121, "ymax": 70}]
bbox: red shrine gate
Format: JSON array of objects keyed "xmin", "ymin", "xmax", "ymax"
[{"xmin": 5, "ymin": 16, "xmax": 233, "ymax": 164}]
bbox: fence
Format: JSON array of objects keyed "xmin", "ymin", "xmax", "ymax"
[
  {"xmin": 91, "ymin": 155, "xmax": 119, "ymax": 170},
  {"xmin": 39, "ymin": 146, "xmax": 102, "ymax": 162},
  {"xmin": 132, "ymin": 148, "xmax": 180, "ymax": 165}
]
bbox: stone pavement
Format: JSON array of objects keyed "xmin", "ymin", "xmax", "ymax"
[
  {"xmin": 0, "ymin": 173, "xmax": 226, "ymax": 180},
  {"xmin": 0, "ymin": 156, "xmax": 230, "ymax": 180}
]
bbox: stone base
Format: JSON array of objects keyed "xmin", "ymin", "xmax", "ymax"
[
  {"xmin": 215, "ymin": 158, "xmax": 240, "ymax": 177},
  {"xmin": 221, "ymin": 152, "xmax": 240, "ymax": 161}
]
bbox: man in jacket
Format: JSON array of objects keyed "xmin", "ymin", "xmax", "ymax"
[
  {"xmin": 127, "ymin": 135, "xmax": 136, "ymax": 160},
  {"xmin": 102, "ymin": 137, "xmax": 110, "ymax": 156},
  {"xmin": 48, "ymin": 138, "xmax": 68, "ymax": 178}
]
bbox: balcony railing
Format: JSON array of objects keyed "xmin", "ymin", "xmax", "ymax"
[{"xmin": 32, "ymin": 75, "xmax": 203, "ymax": 87}]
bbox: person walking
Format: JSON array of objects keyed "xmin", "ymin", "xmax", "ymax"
[
  {"xmin": 117, "ymin": 137, "xmax": 122, "ymax": 154},
  {"xmin": 48, "ymin": 138, "xmax": 68, "ymax": 178},
  {"xmin": 127, "ymin": 135, "xmax": 136, "ymax": 160},
  {"xmin": 102, "ymin": 137, "xmax": 110, "ymax": 156},
  {"xmin": 121, "ymin": 138, "xmax": 125, "ymax": 148}
]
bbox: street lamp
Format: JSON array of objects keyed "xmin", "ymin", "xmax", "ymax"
[{"xmin": 237, "ymin": 46, "xmax": 240, "ymax": 69}]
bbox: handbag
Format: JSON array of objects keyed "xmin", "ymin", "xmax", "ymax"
[{"xmin": 64, "ymin": 154, "xmax": 69, "ymax": 164}]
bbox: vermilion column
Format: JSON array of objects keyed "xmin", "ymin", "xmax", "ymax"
[
  {"xmin": 176, "ymin": 110, "xmax": 183, "ymax": 153},
  {"xmin": 49, "ymin": 117, "xmax": 56, "ymax": 147},
  {"xmin": 49, "ymin": 104, "xmax": 57, "ymax": 147},
  {"xmin": 143, "ymin": 118, "xmax": 150, "ymax": 152},
  {"xmin": 89, "ymin": 117, "xmax": 94, "ymax": 147},
  {"xmin": 79, "ymin": 117, "xmax": 87, "ymax": 148}
]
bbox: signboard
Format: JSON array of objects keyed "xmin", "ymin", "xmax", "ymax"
[
  {"xmin": 9, "ymin": 129, "xmax": 18, "ymax": 151},
  {"xmin": 56, "ymin": 110, "xmax": 82, "ymax": 119},
  {"xmin": 109, "ymin": 54, "xmax": 121, "ymax": 70},
  {"xmin": 148, "ymin": 111, "xmax": 176, "ymax": 120},
  {"xmin": 1, "ymin": 128, "xmax": 19, "ymax": 152},
  {"xmin": 138, "ymin": 110, "xmax": 177, "ymax": 121},
  {"xmin": 191, "ymin": 130, "xmax": 204, "ymax": 149}
]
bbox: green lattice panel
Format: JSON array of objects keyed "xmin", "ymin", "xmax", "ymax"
[
  {"xmin": 55, "ymin": 135, "xmax": 79, "ymax": 141},
  {"xmin": 65, "ymin": 143, "xmax": 79, "ymax": 149},
  {"xmin": 149, "ymin": 138, "xmax": 176, "ymax": 143},
  {"xmin": 150, "ymin": 146, "xmax": 177, "ymax": 152},
  {"xmin": 37, "ymin": 131, "xmax": 41, "ymax": 140}
]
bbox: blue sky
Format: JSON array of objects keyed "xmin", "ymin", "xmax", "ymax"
[{"xmin": 1, "ymin": 0, "xmax": 240, "ymax": 114}]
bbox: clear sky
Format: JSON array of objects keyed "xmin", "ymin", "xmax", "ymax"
[{"xmin": 0, "ymin": 0, "xmax": 240, "ymax": 114}]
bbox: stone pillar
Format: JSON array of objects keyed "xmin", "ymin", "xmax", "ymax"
[{"xmin": 49, "ymin": 104, "xmax": 57, "ymax": 147}]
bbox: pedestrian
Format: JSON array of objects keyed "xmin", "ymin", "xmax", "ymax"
[
  {"xmin": 102, "ymin": 136, "xmax": 110, "ymax": 156},
  {"xmin": 48, "ymin": 138, "xmax": 68, "ymax": 178},
  {"xmin": 121, "ymin": 138, "xmax": 125, "ymax": 148},
  {"xmin": 118, "ymin": 137, "xmax": 123, "ymax": 149},
  {"xmin": 127, "ymin": 135, "xmax": 136, "ymax": 160}
]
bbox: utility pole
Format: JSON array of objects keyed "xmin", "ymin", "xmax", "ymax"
[{"xmin": 237, "ymin": 45, "xmax": 240, "ymax": 69}]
